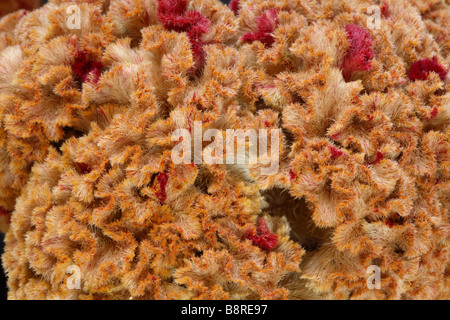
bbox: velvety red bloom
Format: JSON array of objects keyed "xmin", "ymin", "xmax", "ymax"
[
  {"xmin": 429, "ymin": 107, "xmax": 438, "ymax": 119},
  {"xmin": 242, "ymin": 9, "xmax": 279, "ymax": 48},
  {"xmin": 329, "ymin": 146, "xmax": 344, "ymax": 159},
  {"xmin": 72, "ymin": 51, "xmax": 103, "ymax": 84},
  {"xmin": 157, "ymin": 0, "xmax": 210, "ymax": 75},
  {"xmin": 155, "ymin": 172, "xmax": 169, "ymax": 204},
  {"xmin": 187, "ymin": 37, "xmax": 206, "ymax": 74},
  {"xmin": 341, "ymin": 24, "xmax": 374, "ymax": 81},
  {"xmin": 229, "ymin": 0, "xmax": 240, "ymax": 15},
  {"xmin": 380, "ymin": 2, "xmax": 390, "ymax": 17},
  {"xmin": 289, "ymin": 169, "xmax": 297, "ymax": 181},
  {"xmin": 407, "ymin": 56, "xmax": 448, "ymax": 82},
  {"xmin": 158, "ymin": 8, "xmax": 209, "ymax": 35},
  {"xmin": 330, "ymin": 132, "xmax": 341, "ymax": 140},
  {"xmin": 157, "ymin": 0, "xmax": 188, "ymax": 16},
  {"xmin": 246, "ymin": 218, "xmax": 278, "ymax": 250},
  {"xmin": 367, "ymin": 151, "xmax": 384, "ymax": 165}
]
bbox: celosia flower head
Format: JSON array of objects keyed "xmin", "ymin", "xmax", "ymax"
[
  {"xmin": 407, "ymin": 56, "xmax": 448, "ymax": 82},
  {"xmin": 0, "ymin": 0, "xmax": 449, "ymax": 301},
  {"xmin": 229, "ymin": 0, "xmax": 240, "ymax": 15},
  {"xmin": 341, "ymin": 24, "xmax": 374, "ymax": 81},
  {"xmin": 242, "ymin": 8, "xmax": 279, "ymax": 48},
  {"xmin": 157, "ymin": 0, "xmax": 210, "ymax": 75},
  {"xmin": 246, "ymin": 218, "xmax": 278, "ymax": 251},
  {"xmin": 72, "ymin": 50, "xmax": 103, "ymax": 84}
]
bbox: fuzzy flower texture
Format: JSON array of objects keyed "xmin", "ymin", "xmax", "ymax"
[{"xmin": 0, "ymin": 0, "xmax": 449, "ymax": 300}]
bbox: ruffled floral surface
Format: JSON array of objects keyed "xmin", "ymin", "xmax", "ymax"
[{"xmin": 0, "ymin": 0, "xmax": 449, "ymax": 299}]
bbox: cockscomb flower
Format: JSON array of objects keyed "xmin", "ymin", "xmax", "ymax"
[
  {"xmin": 72, "ymin": 50, "xmax": 104, "ymax": 84},
  {"xmin": 0, "ymin": 0, "xmax": 449, "ymax": 301},
  {"xmin": 380, "ymin": 1, "xmax": 390, "ymax": 17},
  {"xmin": 0, "ymin": 2, "xmax": 112, "ymax": 219},
  {"xmin": 157, "ymin": 0, "xmax": 210, "ymax": 75},
  {"xmin": 246, "ymin": 218, "xmax": 278, "ymax": 251},
  {"xmin": 329, "ymin": 146, "xmax": 345, "ymax": 160},
  {"xmin": 407, "ymin": 56, "xmax": 448, "ymax": 82},
  {"xmin": 154, "ymin": 172, "xmax": 169, "ymax": 204},
  {"xmin": 229, "ymin": 0, "xmax": 240, "ymax": 15},
  {"xmin": 341, "ymin": 24, "xmax": 374, "ymax": 81},
  {"xmin": 367, "ymin": 151, "xmax": 384, "ymax": 165},
  {"xmin": 241, "ymin": 8, "xmax": 279, "ymax": 48}
]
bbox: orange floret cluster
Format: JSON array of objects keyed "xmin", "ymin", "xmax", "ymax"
[{"xmin": 1, "ymin": 0, "xmax": 449, "ymax": 300}]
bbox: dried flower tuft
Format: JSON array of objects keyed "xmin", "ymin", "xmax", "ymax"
[
  {"xmin": 0, "ymin": 0, "xmax": 448, "ymax": 301},
  {"xmin": 72, "ymin": 51, "xmax": 104, "ymax": 84},
  {"xmin": 242, "ymin": 9, "xmax": 279, "ymax": 48},
  {"xmin": 157, "ymin": 0, "xmax": 210, "ymax": 75},
  {"xmin": 407, "ymin": 56, "xmax": 448, "ymax": 82},
  {"xmin": 341, "ymin": 24, "xmax": 374, "ymax": 81},
  {"xmin": 229, "ymin": 0, "xmax": 240, "ymax": 15},
  {"xmin": 246, "ymin": 218, "xmax": 278, "ymax": 251}
]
